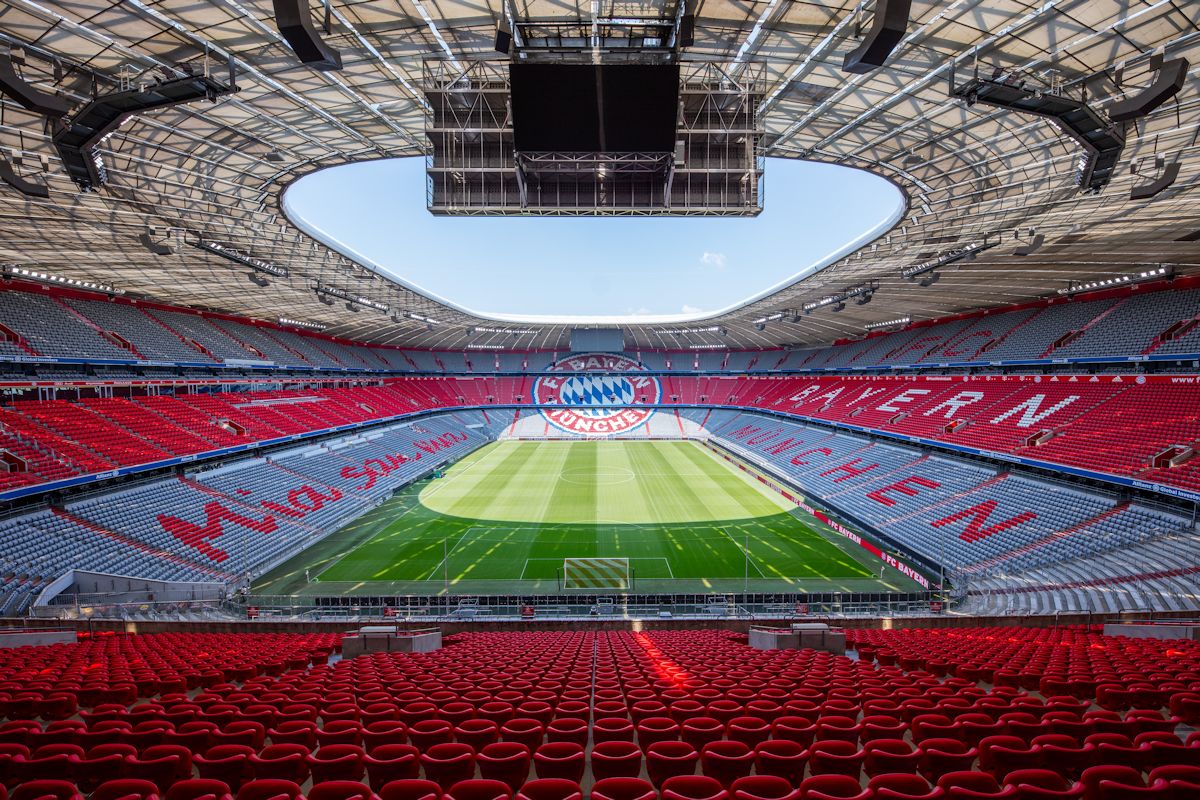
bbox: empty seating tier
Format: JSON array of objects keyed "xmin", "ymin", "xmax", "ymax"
[
  {"xmin": 0, "ymin": 627, "xmax": 1198, "ymax": 800},
  {"xmin": 0, "ymin": 412, "xmax": 498, "ymax": 607},
  {"xmin": 1, "ymin": 375, "xmax": 1199, "ymax": 498},
  {"xmin": 0, "ymin": 281, "xmax": 1198, "ymax": 373}
]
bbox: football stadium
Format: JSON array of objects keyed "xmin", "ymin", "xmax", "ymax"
[{"xmin": 0, "ymin": 2, "xmax": 1197, "ymax": 799}]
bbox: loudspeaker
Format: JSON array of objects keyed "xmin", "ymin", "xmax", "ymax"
[
  {"xmin": 494, "ymin": 21, "xmax": 512, "ymax": 54},
  {"xmin": 138, "ymin": 232, "xmax": 174, "ymax": 256},
  {"xmin": 1012, "ymin": 233, "xmax": 1045, "ymax": 257},
  {"xmin": 842, "ymin": 0, "xmax": 912, "ymax": 74},
  {"xmin": 1107, "ymin": 57, "xmax": 1188, "ymax": 122},
  {"xmin": 0, "ymin": 158, "xmax": 49, "ymax": 199},
  {"xmin": 272, "ymin": 0, "xmax": 342, "ymax": 71},
  {"xmin": 0, "ymin": 54, "xmax": 71, "ymax": 118},
  {"xmin": 678, "ymin": 14, "xmax": 695, "ymax": 48},
  {"xmin": 1130, "ymin": 161, "xmax": 1180, "ymax": 201}
]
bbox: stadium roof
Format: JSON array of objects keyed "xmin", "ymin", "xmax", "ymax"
[{"xmin": 0, "ymin": 0, "xmax": 1196, "ymax": 351}]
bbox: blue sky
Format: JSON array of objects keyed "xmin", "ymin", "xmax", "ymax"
[{"xmin": 283, "ymin": 156, "xmax": 903, "ymax": 321}]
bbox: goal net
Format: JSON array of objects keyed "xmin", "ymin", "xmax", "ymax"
[{"xmin": 562, "ymin": 557, "xmax": 631, "ymax": 590}]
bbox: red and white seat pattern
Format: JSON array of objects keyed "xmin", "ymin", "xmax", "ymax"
[{"xmin": 2, "ymin": 374, "xmax": 1200, "ymax": 497}]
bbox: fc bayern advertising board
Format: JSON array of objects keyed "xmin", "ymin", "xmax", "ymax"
[{"xmin": 534, "ymin": 353, "xmax": 661, "ymax": 436}]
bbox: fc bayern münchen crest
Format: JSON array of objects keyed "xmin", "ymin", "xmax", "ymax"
[{"xmin": 533, "ymin": 353, "xmax": 661, "ymax": 436}]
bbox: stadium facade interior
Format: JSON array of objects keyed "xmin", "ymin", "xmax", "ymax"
[{"xmin": 0, "ymin": 2, "xmax": 1197, "ymax": 799}]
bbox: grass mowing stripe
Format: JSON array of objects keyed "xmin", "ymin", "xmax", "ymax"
[{"xmin": 256, "ymin": 439, "xmax": 910, "ymax": 594}]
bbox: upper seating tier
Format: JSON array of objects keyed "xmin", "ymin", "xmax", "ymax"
[{"xmin": 0, "ymin": 279, "xmax": 1197, "ymax": 373}]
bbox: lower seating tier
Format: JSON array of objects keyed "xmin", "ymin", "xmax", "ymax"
[
  {"xmin": 0, "ymin": 628, "xmax": 1198, "ymax": 800},
  {"xmin": 0, "ymin": 412, "xmax": 501, "ymax": 610}
]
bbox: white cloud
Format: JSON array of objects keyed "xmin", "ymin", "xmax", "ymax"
[
  {"xmin": 681, "ymin": 304, "xmax": 703, "ymax": 314},
  {"xmin": 700, "ymin": 251, "xmax": 727, "ymax": 270}
]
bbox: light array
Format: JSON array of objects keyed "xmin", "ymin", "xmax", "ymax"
[
  {"xmin": 866, "ymin": 317, "xmax": 911, "ymax": 330},
  {"xmin": 278, "ymin": 317, "xmax": 326, "ymax": 331},
  {"xmin": 404, "ymin": 312, "xmax": 440, "ymax": 325},
  {"xmin": 803, "ymin": 283, "xmax": 875, "ymax": 312},
  {"xmin": 1057, "ymin": 266, "xmax": 1173, "ymax": 295},
  {"xmin": 470, "ymin": 326, "xmax": 535, "ymax": 335},
  {"xmin": 314, "ymin": 282, "xmax": 389, "ymax": 312},
  {"xmin": 2, "ymin": 265, "xmax": 123, "ymax": 295},
  {"xmin": 658, "ymin": 325, "xmax": 725, "ymax": 335},
  {"xmin": 901, "ymin": 239, "xmax": 997, "ymax": 280},
  {"xmin": 466, "ymin": 343, "xmax": 505, "ymax": 349},
  {"xmin": 751, "ymin": 311, "xmax": 795, "ymax": 324},
  {"xmin": 194, "ymin": 240, "xmax": 290, "ymax": 278},
  {"xmin": 688, "ymin": 344, "xmax": 727, "ymax": 349}
]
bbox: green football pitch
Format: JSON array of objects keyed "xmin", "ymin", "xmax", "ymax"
[{"xmin": 254, "ymin": 440, "xmax": 926, "ymax": 596}]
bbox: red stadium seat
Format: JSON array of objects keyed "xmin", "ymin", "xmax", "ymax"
[
  {"xmin": 808, "ymin": 741, "xmax": 865, "ymax": 778},
  {"xmin": 532, "ymin": 743, "xmax": 585, "ymax": 783},
  {"xmin": 365, "ymin": 745, "xmax": 422, "ymax": 792},
  {"xmin": 544, "ymin": 721, "xmax": 588, "ymax": 749},
  {"xmin": 235, "ymin": 780, "xmax": 305, "ymax": 800},
  {"xmin": 594, "ymin": 719, "xmax": 637, "ymax": 745},
  {"xmin": 646, "ymin": 742, "xmax": 700, "ymax": 788},
  {"xmin": 935, "ymin": 772, "xmax": 1018, "ymax": 800},
  {"xmin": 728, "ymin": 776, "xmax": 800, "ymax": 800},
  {"xmin": 410, "ymin": 722, "xmax": 456, "ymax": 751},
  {"xmin": 638, "ymin": 719, "xmax": 682, "ymax": 750},
  {"xmin": 11, "ymin": 782, "xmax": 84, "ymax": 800},
  {"xmin": 1000, "ymin": 770, "xmax": 1084, "ymax": 800},
  {"xmin": 165, "ymin": 780, "xmax": 235, "ymax": 800},
  {"xmin": 725, "ymin": 718, "xmax": 771, "ymax": 749},
  {"xmin": 590, "ymin": 778, "xmax": 657, "ymax": 800},
  {"xmin": 92, "ymin": 780, "xmax": 162, "ymax": 800},
  {"xmin": 477, "ymin": 744, "xmax": 531, "ymax": 791},
  {"xmin": 865, "ymin": 741, "xmax": 921, "ymax": 778},
  {"xmin": 514, "ymin": 779, "xmax": 582, "ymax": 800},
  {"xmin": 918, "ymin": 740, "xmax": 978, "ymax": 782},
  {"xmin": 769, "ymin": 718, "xmax": 817, "ymax": 748},
  {"xmin": 699, "ymin": 741, "xmax": 754, "ymax": 788},
  {"xmin": 127, "ymin": 749, "xmax": 186, "ymax": 793},
  {"xmin": 306, "ymin": 782, "xmax": 379, "ymax": 800},
  {"xmin": 796, "ymin": 775, "xmax": 871, "ymax": 800},
  {"xmin": 197, "ymin": 746, "xmax": 257, "ymax": 791},
  {"xmin": 379, "ymin": 782, "xmax": 442, "ymax": 800},
  {"xmin": 444, "ymin": 781, "xmax": 512, "ymax": 800},
  {"xmin": 867, "ymin": 774, "xmax": 944, "ymax": 800},
  {"xmin": 591, "ymin": 741, "xmax": 644, "ymax": 780},
  {"xmin": 500, "ymin": 721, "xmax": 544, "ymax": 752},
  {"xmin": 680, "ymin": 720, "xmax": 726, "ymax": 751},
  {"xmin": 660, "ymin": 777, "xmax": 728, "ymax": 800},
  {"xmin": 250, "ymin": 745, "xmax": 311, "ymax": 784},
  {"xmin": 1147, "ymin": 766, "xmax": 1200, "ymax": 800},
  {"xmin": 363, "ymin": 723, "xmax": 409, "ymax": 754},
  {"xmin": 420, "ymin": 744, "xmax": 476, "ymax": 790},
  {"xmin": 308, "ymin": 746, "xmax": 368, "ymax": 785}
]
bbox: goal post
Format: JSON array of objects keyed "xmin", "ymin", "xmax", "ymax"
[{"xmin": 562, "ymin": 557, "xmax": 631, "ymax": 590}]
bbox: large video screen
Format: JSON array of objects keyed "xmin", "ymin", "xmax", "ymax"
[{"xmin": 510, "ymin": 64, "xmax": 679, "ymax": 152}]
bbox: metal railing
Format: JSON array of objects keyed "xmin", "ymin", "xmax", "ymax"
[{"xmin": 228, "ymin": 592, "xmax": 947, "ymax": 622}]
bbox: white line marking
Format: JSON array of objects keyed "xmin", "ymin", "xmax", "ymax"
[
  {"xmin": 314, "ymin": 443, "xmax": 508, "ymax": 580},
  {"xmin": 718, "ymin": 527, "xmax": 766, "ymax": 578},
  {"xmin": 423, "ymin": 528, "xmax": 474, "ymax": 582}
]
